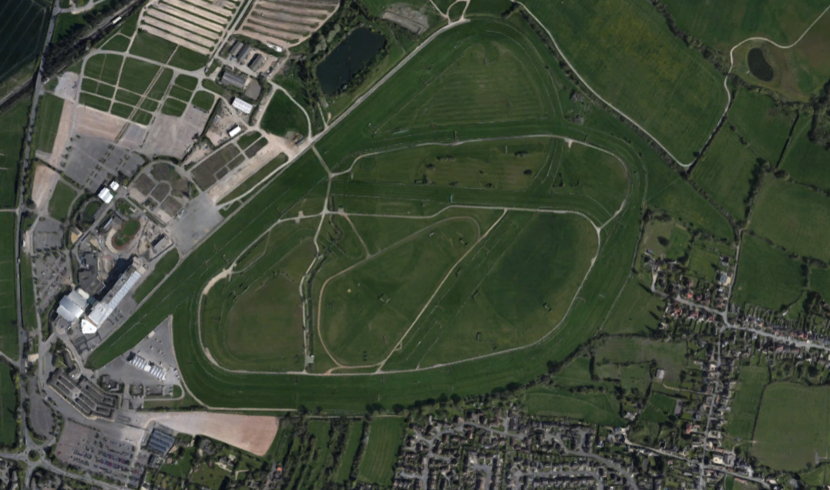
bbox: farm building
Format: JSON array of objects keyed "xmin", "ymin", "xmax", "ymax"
[
  {"xmin": 220, "ymin": 70, "xmax": 248, "ymax": 90},
  {"xmin": 232, "ymin": 98, "xmax": 253, "ymax": 114}
]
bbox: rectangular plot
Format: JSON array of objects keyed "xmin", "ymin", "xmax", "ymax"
[
  {"xmin": 168, "ymin": 85, "xmax": 192, "ymax": 102},
  {"xmin": 192, "ymin": 144, "xmax": 242, "ymax": 189},
  {"xmin": 138, "ymin": 23, "xmax": 212, "ymax": 55},
  {"xmin": 83, "ymin": 54, "xmax": 106, "ymax": 80},
  {"xmin": 148, "ymin": 68, "xmax": 173, "ymax": 100},
  {"xmin": 174, "ymin": 74, "xmax": 198, "ymax": 90},
  {"xmin": 79, "ymin": 92, "xmax": 111, "ymax": 112},
  {"xmin": 130, "ymin": 110, "xmax": 153, "ymax": 125},
  {"xmin": 33, "ymin": 94, "xmax": 65, "ymax": 153},
  {"xmin": 118, "ymin": 58, "xmax": 161, "ymax": 94},
  {"xmin": 141, "ymin": 99, "xmax": 159, "ymax": 112},
  {"xmin": 129, "ymin": 30, "xmax": 178, "ymax": 63},
  {"xmin": 161, "ymin": 98, "xmax": 186, "ymax": 117},
  {"xmin": 100, "ymin": 54, "xmax": 124, "ymax": 85},
  {"xmin": 115, "ymin": 89, "xmax": 141, "ymax": 105},
  {"xmin": 110, "ymin": 102, "xmax": 133, "ymax": 119}
]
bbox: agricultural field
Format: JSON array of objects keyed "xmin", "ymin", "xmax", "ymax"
[
  {"xmin": 0, "ymin": 0, "xmax": 49, "ymax": 84},
  {"xmin": 523, "ymin": 386, "xmax": 623, "ymax": 426},
  {"xmin": 0, "ymin": 362, "xmax": 16, "ymax": 447},
  {"xmin": 662, "ymin": 0, "xmax": 828, "ymax": 49},
  {"xmin": 732, "ymin": 234, "xmax": 805, "ymax": 311},
  {"xmin": 600, "ymin": 278, "xmax": 664, "ymax": 336},
  {"xmin": 780, "ymin": 119, "xmax": 830, "ymax": 190},
  {"xmin": 521, "ymin": 0, "xmax": 726, "ymax": 161},
  {"xmin": 0, "ymin": 213, "xmax": 17, "ymax": 359},
  {"xmin": 691, "ymin": 127, "xmax": 759, "ymax": 220},
  {"xmin": 724, "ymin": 363, "xmax": 768, "ymax": 442},
  {"xmin": 749, "ymin": 177, "xmax": 830, "ymax": 262},
  {"xmin": 0, "ymin": 97, "xmax": 30, "ymax": 208},
  {"xmin": 752, "ymin": 383, "xmax": 830, "ymax": 471},
  {"xmin": 356, "ymin": 417, "xmax": 406, "ymax": 486}
]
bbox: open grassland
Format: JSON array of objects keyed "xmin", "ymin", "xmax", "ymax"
[
  {"xmin": 47, "ymin": 180, "xmax": 77, "ymax": 221},
  {"xmin": 85, "ymin": 13, "xmax": 661, "ymax": 411},
  {"xmin": 318, "ymin": 20, "xmax": 565, "ymax": 171},
  {"xmin": 357, "ymin": 417, "xmax": 405, "ymax": 486},
  {"xmin": 750, "ymin": 178, "xmax": 830, "ymax": 262},
  {"xmin": 321, "ymin": 218, "xmax": 480, "ymax": 365},
  {"xmin": 524, "ymin": 386, "xmax": 622, "ymax": 426},
  {"xmin": 594, "ymin": 337, "xmax": 686, "ymax": 386},
  {"xmin": 0, "ymin": 97, "xmax": 30, "ymax": 208},
  {"xmin": 0, "ymin": 213, "xmax": 18, "ymax": 359},
  {"xmin": 0, "ymin": 362, "xmax": 16, "ymax": 447},
  {"xmin": 261, "ymin": 91, "xmax": 308, "ymax": 138},
  {"xmin": 601, "ymin": 278, "xmax": 664, "ymax": 335},
  {"xmin": 752, "ymin": 383, "xmax": 830, "ymax": 471},
  {"xmin": 662, "ymin": 0, "xmax": 828, "ymax": 49},
  {"xmin": 645, "ymin": 158, "xmax": 733, "ymax": 240},
  {"xmin": 781, "ymin": 119, "xmax": 830, "ymax": 190},
  {"xmin": 521, "ymin": 0, "xmax": 725, "ymax": 161},
  {"xmin": 725, "ymin": 363, "xmax": 768, "ymax": 442},
  {"xmin": 202, "ymin": 222, "xmax": 316, "ymax": 372},
  {"xmin": 0, "ymin": 0, "xmax": 49, "ymax": 83},
  {"xmin": 732, "ymin": 13, "xmax": 830, "ymax": 101},
  {"xmin": 385, "ymin": 212, "xmax": 598, "ymax": 369},
  {"xmin": 733, "ymin": 234, "xmax": 804, "ymax": 310},
  {"xmin": 727, "ymin": 89, "xmax": 795, "ymax": 163},
  {"xmin": 333, "ymin": 421, "xmax": 364, "ymax": 483},
  {"xmin": 33, "ymin": 94, "xmax": 65, "ymax": 154},
  {"xmin": 810, "ymin": 267, "xmax": 830, "ymax": 302},
  {"xmin": 692, "ymin": 127, "xmax": 758, "ymax": 220},
  {"xmin": 334, "ymin": 138, "xmax": 627, "ymax": 224}
]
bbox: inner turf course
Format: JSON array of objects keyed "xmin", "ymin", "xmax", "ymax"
[{"xmin": 87, "ymin": 15, "xmax": 654, "ymax": 411}]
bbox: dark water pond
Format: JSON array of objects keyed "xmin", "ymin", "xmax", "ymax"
[
  {"xmin": 317, "ymin": 28, "xmax": 385, "ymax": 96},
  {"xmin": 747, "ymin": 48, "xmax": 774, "ymax": 82}
]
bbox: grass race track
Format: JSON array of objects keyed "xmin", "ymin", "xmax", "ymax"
[{"xmin": 83, "ymin": 11, "xmax": 711, "ymax": 411}]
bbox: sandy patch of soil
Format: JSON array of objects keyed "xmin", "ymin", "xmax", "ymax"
[{"xmin": 138, "ymin": 411, "xmax": 279, "ymax": 456}]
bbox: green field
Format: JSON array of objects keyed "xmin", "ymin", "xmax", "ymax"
[
  {"xmin": 725, "ymin": 364, "xmax": 769, "ymax": 441},
  {"xmin": 48, "ymin": 180, "xmax": 77, "ymax": 221},
  {"xmin": 594, "ymin": 337, "xmax": 686, "ymax": 386},
  {"xmin": 733, "ymin": 234, "xmax": 804, "ymax": 310},
  {"xmin": 261, "ymin": 91, "xmax": 309, "ymax": 137},
  {"xmin": 601, "ymin": 278, "xmax": 664, "ymax": 335},
  {"xmin": 524, "ymin": 386, "xmax": 623, "ymax": 426},
  {"xmin": 731, "ymin": 13, "xmax": 830, "ymax": 101},
  {"xmin": 357, "ymin": 417, "xmax": 405, "ymax": 486},
  {"xmin": 32, "ymin": 94, "xmax": 64, "ymax": 154},
  {"xmin": 191, "ymin": 91, "xmax": 215, "ymax": 112},
  {"xmin": 750, "ymin": 178, "xmax": 830, "ymax": 262},
  {"xmin": 522, "ymin": 0, "xmax": 725, "ymax": 161},
  {"xmin": 85, "ymin": 12, "xmax": 661, "ymax": 411},
  {"xmin": 692, "ymin": 127, "xmax": 759, "ymax": 220},
  {"xmin": 752, "ymin": 383, "xmax": 830, "ymax": 470},
  {"xmin": 201, "ymin": 222, "xmax": 315, "ymax": 371},
  {"xmin": 663, "ymin": 0, "xmax": 828, "ymax": 49},
  {"xmin": 726, "ymin": 89, "xmax": 794, "ymax": 163},
  {"xmin": 0, "ymin": 97, "xmax": 30, "ymax": 208},
  {"xmin": 0, "ymin": 213, "xmax": 18, "ymax": 359},
  {"xmin": 780, "ymin": 120, "xmax": 830, "ymax": 190},
  {"xmin": 129, "ymin": 31, "xmax": 177, "ymax": 64},
  {"xmin": 333, "ymin": 421, "xmax": 364, "ymax": 483},
  {"xmin": 0, "ymin": 362, "xmax": 16, "ymax": 447},
  {"xmin": 0, "ymin": 0, "xmax": 49, "ymax": 84}
]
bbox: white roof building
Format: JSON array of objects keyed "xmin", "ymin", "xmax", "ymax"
[
  {"xmin": 228, "ymin": 125, "xmax": 242, "ymax": 137},
  {"xmin": 56, "ymin": 289, "xmax": 89, "ymax": 322},
  {"xmin": 80, "ymin": 319, "xmax": 98, "ymax": 335},
  {"xmin": 231, "ymin": 97, "xmax": 253, "ymax": 115},
  {"xmin": 85, "ymin": 269, "xmax": 143, "ymax": 332},
  {"xmin": 97, "ymin": 187, "xmax": 114, "ymax": 204},
  {"xmin": 109, "ymin": 181, "xmax": 120, "ymax": 192}
]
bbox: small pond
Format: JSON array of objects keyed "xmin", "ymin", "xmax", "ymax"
[
  {"xmin": 317, "ymin": 28, "xmax": 386, "ymax": 96},
  {"xmin": 747, "ymin": 48, "xmax": 774, "ymax": 82}
]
